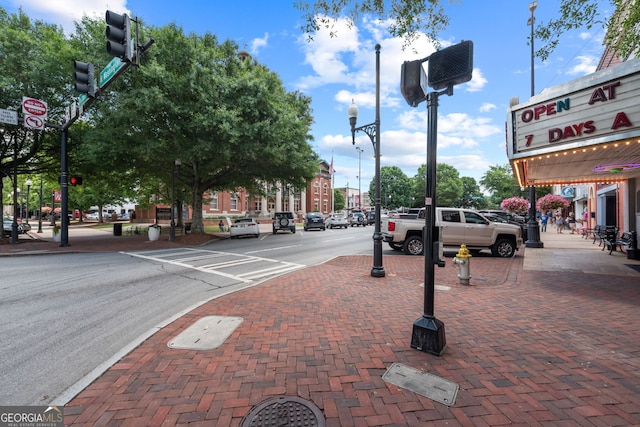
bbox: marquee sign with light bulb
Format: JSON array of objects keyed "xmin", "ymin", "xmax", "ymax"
[{"xmin": 507, "ymin": 59, "xmax": 640, "ymax": 157}]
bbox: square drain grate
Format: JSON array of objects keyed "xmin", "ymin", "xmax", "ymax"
[
  {"xmin": 382, "ymin": 362, "xmax": 459, "ymax": 406},
  {"xmin": 168, "ymin": 315, "xmax": 243, "ymax": 350}
]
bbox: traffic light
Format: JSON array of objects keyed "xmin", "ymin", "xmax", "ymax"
[
  {"xmin": 106, "ymin": 10, "xmax": 132, "ymax": 62},
  {"xmin": 69, "ymin": 175, "xmax": 83, "ymax": 186},
  {"xmin": 427, "ymin": 40, "xmax": 474, "ymax": 90},
  {"xmin": 400, "ymin": 59, "xmax": 427, "ymax": 107},
  {"xmin": 73, "ymin": 61, "xmax": 95, "ymax": 97}
]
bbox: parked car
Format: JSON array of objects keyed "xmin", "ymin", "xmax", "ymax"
[
  {"xmin": 303, "ymin": 212, "xmax": 326, "ymax": 231},
  {"xmin": 348, "ymin": 212, "xmax": 366, "ymax": 227},
  {"xmin": 272, "ymin": 212, "xmax": 296, "ymax": 234},
  {"xmin": 2, "ymin": 215, "xmax": 26, "ymax": 237},
  {"xmin": 229, "ymin": 217, "xmax": 260, "ymax": 239},
  {"xmin": 325, "ymin": 213, "xmax": 348, "ymax": 229},
  {"xmin": 366, "ymin": 211, "xmax": 376, "ymax": 225}
]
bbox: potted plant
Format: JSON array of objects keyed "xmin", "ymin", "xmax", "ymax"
[
  {"xmin": 148, "ymin": 224, "xmax": 161, "ymax": 241},
  {"xmin": 536, "ymin": 194, "xmax": 570, "ymax": 212},
  {"xmin": 52, "ymin": 225, "xmax": 61, "ymax": 242},
  {"xmin": 500, "ymin": 196, "xmax": 530, "ymax": 216}
]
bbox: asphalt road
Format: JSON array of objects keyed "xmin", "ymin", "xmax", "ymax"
[{"xmin": 0, "ymin": 225, "xmax": 378, "ymax": 405}]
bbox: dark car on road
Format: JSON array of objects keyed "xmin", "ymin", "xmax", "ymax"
[{"xmin": 303, "ymin": 212, "xmax": 326, "ymax": 231}]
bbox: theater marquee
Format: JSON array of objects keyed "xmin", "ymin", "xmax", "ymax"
[{"xmin": 506, "ymin": 59, "xmax": 640, "ymax": 186}]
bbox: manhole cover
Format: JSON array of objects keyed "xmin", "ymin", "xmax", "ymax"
[{"xmin": 240, "ymin": 396, "xmax": 325, "ymax": 427}]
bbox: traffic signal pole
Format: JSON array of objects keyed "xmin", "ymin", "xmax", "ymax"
[{"xmin": 51, "ymin": 11, "xmax": 154, "ymax": 247}]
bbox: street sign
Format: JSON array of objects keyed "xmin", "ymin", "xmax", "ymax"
[
  {"xmin": 22, "ymin": 96, "xmax": 48, "ymax": 130},
  {"xmin": 0, "ymin": 108, "xmax": 18, "ymax": 125},
  {"xmin": 22, "ymin": 97, "xmax": 47, "ymax": 116},
  {"xmin": 25, "ymin": 115, "xmax": 44, "ymax": 130},
  {"xmin": 100, "ymin": 55, "xmax": 126, "ymax": 86}
]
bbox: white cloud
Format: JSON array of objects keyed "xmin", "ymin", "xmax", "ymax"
[
  {"xmin": 251, "ymin": 33, "xmax": 269, "ymax": 54},
  {"xmin": 566, "ymin": 55, "xmax": 598, "ymax": 75},
  {"xmin": 465, "ymin": 67, "xmax": 487, "ymax": 92},
  {"xmin": 11, "ymin": 0, "xmax": 129, "ymax": 32},
  {"xmin": 479, "ymin": 102, "xmax": 496, "ymax": 113}
]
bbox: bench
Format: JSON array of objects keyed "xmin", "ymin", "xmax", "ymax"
[
  {"xmin": 592, "ymin": 225, "xmax": 607, "ymax": 246},
  {"xmin": 601, "ymin": 227, "xmax": 619, "ymax": 252},
  {"xmin": 605, "ymin": 231, "xmax": 635, "ymax": 255}
]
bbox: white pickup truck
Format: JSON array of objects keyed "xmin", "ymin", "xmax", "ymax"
[{"xmin": 382, "ymin": 207, "xmax": 523, "ymax": 257}]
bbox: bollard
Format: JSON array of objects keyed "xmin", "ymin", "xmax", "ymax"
[{"xmin": 452, "ymin": 244, "xmax": 472, "ymax": 285}]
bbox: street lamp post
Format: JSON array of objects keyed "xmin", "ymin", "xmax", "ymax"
[
  {"xmin": 347, "ymin": 44, "xmax": 385, "ymax": 278},
  {"xmin": 170, "ymin": 159, "xmax": 181, "ymax": 241},
  {"xmin": 25, "ymin": 179, "xmax": 32, "ymax": 225},
  {"xmin": 356, "ymin": 147, "xmax": 363, "ymax": 209},
  {"xmin": 37, "ymin": 177, "xmax": 43, "ymax": 233},
  {"xmin": 525, "ymin": 0, "xmax": 544, "ymax": 249}
]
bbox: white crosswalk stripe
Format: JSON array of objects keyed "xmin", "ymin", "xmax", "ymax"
[{"xmin": 120, "ymin": 247, "xmax": 305, "ymax": 283}]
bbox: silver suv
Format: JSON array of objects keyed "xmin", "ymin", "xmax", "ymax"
[{"xmin": 273, "ymin": 212, "xmax": 296, "ymax": 234}]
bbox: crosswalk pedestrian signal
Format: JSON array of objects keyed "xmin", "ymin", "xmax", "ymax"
[{"xmin": 69, "ymin": 175, "xmax": 83, "ymax": 186}]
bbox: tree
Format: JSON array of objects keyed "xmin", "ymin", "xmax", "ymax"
[
  {"xmin": 295, "ymin": 1, "xmax": 639, "ymax": 60},
  {"xmin": 459, "ymin": 177, "xmax": 487, "ymax": 209},
  {"xmin": 480, "ymin": 164, "xmax": 521, "ymax": 208},
  {"xmin": 333, "ymin": 188, "xmax": 345, "ymax": 211},
  {"xmin": 369, "ymin": 166, "xmax": 412, "ymax": 209},
  {"xmin": 412, "ymin": 163, "xmax": 462, "ymax": 207},
  {"xmin": 84, "ymin": 23, "xmax": 319, "ymax": 233},
  {"xmin": 0, "ymin": 7, "xmax": 76, "ymax": 231}
]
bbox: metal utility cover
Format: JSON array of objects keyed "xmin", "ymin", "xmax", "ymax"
[
  {"xmin": 168, "ymin": 316, "xmax": 243, "ymax": 350},
  {"xmin": 382, "ymin": 363, "xmax": 459, "ymax": 406}
]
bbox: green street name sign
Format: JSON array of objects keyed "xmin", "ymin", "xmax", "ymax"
[{"xmin": 100, "ymin": 56, "xmax": 126, "ymax": 87}]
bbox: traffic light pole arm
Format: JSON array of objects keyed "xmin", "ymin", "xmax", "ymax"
[{"xmin": 62, "ymin": 38, "xmax": 155, "ymax": 131}]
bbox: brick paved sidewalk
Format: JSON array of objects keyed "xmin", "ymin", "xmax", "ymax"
[{"xmin": 62, "ymin": 253, "xmax": 640, "ymax": 426}]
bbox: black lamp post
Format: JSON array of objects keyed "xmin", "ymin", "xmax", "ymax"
[
  {"xmin": 170, "ymin": 159, "xmax": 181, "ymax": 241},
  {"xmin": 525, "ymin": 1, "xmax": 543, "ymax": 248},
  {"xmin": 37, "ymin": 177, "xmax": 43, "ymax": 233},
  {"xmin": 25, "ymin": 179, "xmax": 32, "ymax": 225},
  {"xmin": 355, "ymin": 146, "xmax": 363, "ymax": 209},
  {"xmin": 347, "ymin": 43, "xmax": 385, "ymax": 278}
]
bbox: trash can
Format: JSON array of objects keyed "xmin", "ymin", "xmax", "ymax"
[{"xmin": 113, "ymin": 223, "xmax": 122, "ymax": 236}]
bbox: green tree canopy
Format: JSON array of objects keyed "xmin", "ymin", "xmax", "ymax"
[
  {"xmin": 459, "ymin": 176, "xmax": 487, "ymax": 209},
  {"xmin": 369, "ymin": 166, "xmax": 412, "ymax": 209},
  {"xmin": 412, "ymin": 163, "xmax": 463, "ymax": 207},
  {"xmin": 479, "ymin": 164, "xmax": 521, "ymax": 208},
  {"xmin": 79, "ymin": 22, "xmax": 319, "ymax": 233}
]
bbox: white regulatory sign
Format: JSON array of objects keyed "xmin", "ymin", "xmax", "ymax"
[{"xmin": 0, "ymin": 108, "xmax": 18, "ymax": 125}]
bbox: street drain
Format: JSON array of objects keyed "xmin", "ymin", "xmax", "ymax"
[
  {"xmin": 382, "ymin": 362, "xmax": 459, "ymax": 406},
  {"xmin": 168, "ymin": 315, "xmax": 243, "ymax": 350},
  {"xmin": 240, "ymin": 396, "xmax": 325, "ymax": 427}
]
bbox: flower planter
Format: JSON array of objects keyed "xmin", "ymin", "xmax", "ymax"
[
  {"xmin": 148, "ymin": 226, "xmax": 161, "ymax": 241},
  {"xmin": 52, "ymin": 229, "xmax": 61, "ymax": 242}
]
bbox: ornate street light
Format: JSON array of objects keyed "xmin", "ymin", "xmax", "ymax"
[
  {"xmin": 525, "ymin": 1, "xmax": 544, "ymax": 248},
  {"xmin": 347, "ymin": 44, "xmax": 385, "ymax": 278}
]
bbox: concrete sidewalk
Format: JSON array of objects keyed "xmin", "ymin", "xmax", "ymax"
[{"xmin": 5, "ymin": 224, "xmax": 640, "ymax": 426}]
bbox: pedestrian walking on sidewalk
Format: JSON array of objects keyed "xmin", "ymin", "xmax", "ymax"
[
  {"xmin": 555, "ymin": 213, "xmax": 564, "ymax": 234},
  {"xmin": 540, "ymin": 213, "xmax": 548, "ymax": 232},
  {"xmin": 568, "ymin": 212, "xmax": 576, "ymax": 234}
]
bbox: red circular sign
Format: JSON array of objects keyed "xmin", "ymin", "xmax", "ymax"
[
  {"xmin": 25, "ymin": 115, "xmax": 44, "ymax": 128},
  {"xmin": 23, "ymin": 98, "xmax": 47, "ymax": 116}
]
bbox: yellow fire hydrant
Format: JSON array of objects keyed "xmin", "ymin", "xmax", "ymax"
[{"xmin": 452, "ymin": 244, "xmax": 472, "ymax": 285}]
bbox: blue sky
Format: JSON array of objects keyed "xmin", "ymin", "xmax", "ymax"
[{"xmin": 3, "ymin": 0, "xmax": 611, "ymax": 192}]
